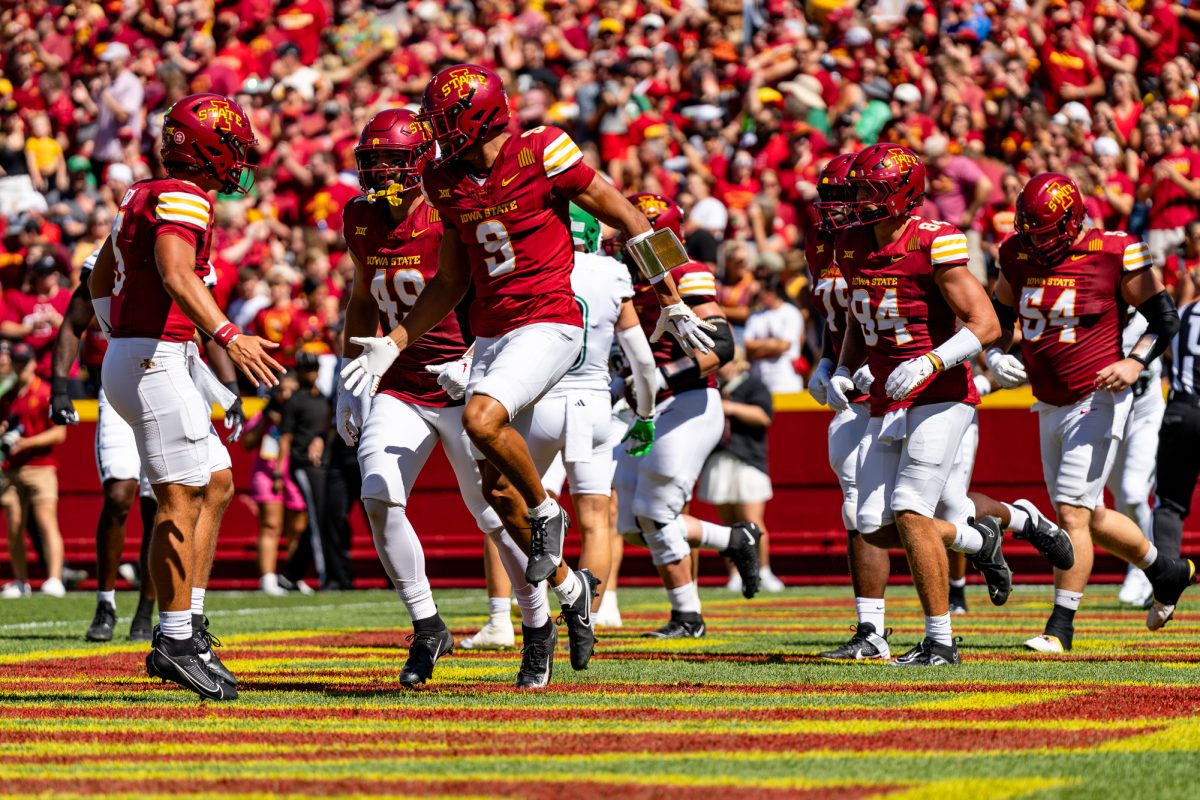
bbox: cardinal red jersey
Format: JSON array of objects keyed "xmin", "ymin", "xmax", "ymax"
[
  {"xmin": 835, "ymin": 217, "xmax": 980, "ymax": 416},
  {"xmin": 0, "ymin": 377, "xmax": 56, "ymax": 470},
  {"xmin": 808, "ymin": 230, "xmax": 866, "ymax": 405},
  {"xmin": 632, "ymin": 260, "xmax": 719, "ymax": 403},
  {"xmin": 343, "ymin": 196, "xmax": 469, "ymax": 407},
  {"xmin": 110, "ymin": 179, "xmax": 214, "ymax": 343},
  {"xmin": 999, "ymin": 228, "xmax": 1150, "ymax": 407},
  {"xmin": 422, "ymin": 126, "xmax": 596, "ymax": 339}
]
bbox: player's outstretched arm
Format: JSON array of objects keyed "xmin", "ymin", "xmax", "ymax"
[
  {"xmin": 396, "ymin": 222, "xmax": 470, "ymax": 350},
  {"xmin": 614, "ymin": 299, "xmax": 659, "ymax": 420},
  {"xmin": 155, "ymin": 234, "xmax": 283, "ymax": 388},
  {"xmin": 984, "ymin": 273, "xmax": 1026, "ymax": 389},
  {"xmin": 49, "ymin": 277, "xmax": 95, "ymax": 425}
]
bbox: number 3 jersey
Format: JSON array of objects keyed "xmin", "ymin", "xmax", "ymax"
[
  {"xmin": 343, "ymin": 196, "xmax": 469, "ymax": 407},
  {"xmin": 421, "ymin": 126, "xmax": 596, "ymax": 339},
  {"xmin": 998, "ymin": 228, "xmax": 1151, "ymax": 407},
  {"xmin": 834, "ymin": 217, "xmax": 980, "ymax": 416},
  {"xmin": 110, "ymin": 179, "xmax": 215, "ymax": 342}
]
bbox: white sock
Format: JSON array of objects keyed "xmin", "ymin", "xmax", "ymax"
[
  {"xmin": 531, "ymin": 497, "xmax": 559, "ymax": 520},
  {"xmin": 1054, "ymin": 589, "xmax": 1083, "ymax": 611},
  {"xmin": 949, "ymin": 577, "xmax": 967, "ymax": 588},
  {"xmin": 97, "ymin": 590, "xmax": 116, "ymax": 609},
  {"xmin": 950, "ymin": 523, "xmax": 984, "ymax": 554},
  {"xmin": 1138, "ymin": 544, "xmax": 1159, "ymax": 570},
  {"xmin": 855, "ymin": 597, "xmax": 885, "ymax": 634},
  {"xmin": 159, "ymin": 610, "xmax": 192, "ymax": 641},
  {"xmin": 666, "ymin": 582, "xmax": 702, "ymax": 614},
  {"xmin": 599, "ymin": 591, "xmax": 618, "ymax": 611},
  {"xmin": 552, "ymin": 569, "xmax": 582, "ymax": 607},
  {"xmin": 698, "ymin": 520, "xmax": 732, "ymax": 551},
  {"xmin": 190, "ymin": 588, "xmax": 205, "ymax": 617},
  {"xmin": 1002, "ymin": 503, "xmax": 1030, "ymax": 533},
  {"xmin": 924, "ymin": 612, "xmax": 953, "ymax": 646},
  {"xmin": 488, "ymin": 528, "xmax": 551, "ymax": 628},
  {"xmin": 487, "ymin": 596, "xmax": 509, "ymax": 624}
]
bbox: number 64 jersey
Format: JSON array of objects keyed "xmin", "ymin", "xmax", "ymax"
[
  {"xmin": 834, "ymin": 217, "xmax": 980, "ymax": 417},
  {"xmin": 998, "ymin": 228, "xmax": 1150, "ymax": 407}
]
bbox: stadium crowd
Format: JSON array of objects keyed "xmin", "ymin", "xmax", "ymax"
[{"xmin": 2, "ymin": 0, "xmax": 1200, "ymax": 596}]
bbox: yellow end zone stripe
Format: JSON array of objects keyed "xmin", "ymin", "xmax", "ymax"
[{"xmin": 70, "ymin": 398, "xmax": 268, "ymax": 423}]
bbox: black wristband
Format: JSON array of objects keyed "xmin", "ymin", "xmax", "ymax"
[
  {"xmin": 223, "ymin": 380, "xmax": 240, "ymax": 395},
  {"xmin": 51, "ymin": 376, "xmax": 70, "ymax": 397}
]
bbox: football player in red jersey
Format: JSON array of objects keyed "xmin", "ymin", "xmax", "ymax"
[
  {"xmin": 341, "ymin": 66, "xmax": 715, "ymax": 638},
  {"xmin": 830, "ymin": 143, "xmax": 1018, "ymax": 667},
  {"xmin": 611, "ymin": 193, "xmax": 759, "ymax": 639},
  {"xmin": 806, "ymin": 154, "xmax": 894, "ymax": 660},
  {"xmin": 336, "ymin": 108, "xmax": 563, "ymax": 689},
  {"xmin": 88, "ymin": 93, "xmax": 284, "ymax": 700},
  {"xmin": 993, "ymin": 173, "xmax": 1195, "ymax": 652}
]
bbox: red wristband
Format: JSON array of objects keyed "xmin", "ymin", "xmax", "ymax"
[{"xmin": 213, "ymin": 322, "xmax": 241, "ymax": 348}]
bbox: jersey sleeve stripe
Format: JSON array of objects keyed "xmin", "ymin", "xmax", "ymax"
[
  {"xmin": 544, "ymin": 133, "xmax": 584, "ymax": 177},
  {"xmin": 158, "ymin": 192, "xmax": 211, "ymax": 212},
  {"xmin": 1123, "ymin": 242, "xmax": 1152, "ymax": 271},
  {"xmin": 930, "ymin": 233, "xmax": 969, "ymax": 264},
  {"xmin": 677, "ymin": 276, "xmax": 717, "ymax": 296},
  {"xmin": 156, "ymin": 206, "xmax": 210, "ymax": 228}
]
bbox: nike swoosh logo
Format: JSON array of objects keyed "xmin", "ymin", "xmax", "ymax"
[
  {"xmin": 501, "ymin": 173, "xmax": 520, "ymax": 187},
  {"xmin": 891, "ymin": 255, "xmax": 905, "ymax": 262},
  {"xmin": 411, "ymin": 227, "xmax": 430, "ymax": 237},
  {"xmin": 1070, "ymin": 254, "xmax": 1086, "ymax": 261}
]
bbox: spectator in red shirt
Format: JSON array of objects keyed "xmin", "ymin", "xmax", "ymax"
[
  {"xmin": 253, "ymin": 271, "xmax": 301, "ymax": 366},
  {"xmin": 1, "ymin": 255, "xmax": 69, "ymax": 377},
  {"xmin": 301, "ymin": 152, "xmax": 360, "ymax": 248},
  {"xmin": 1029, "ymin": 4, "xmax": 1104, "ymax": 114},
  {"xmin": 981, "ymin": 170, "xmax": 1022, "ymax": 269},
  {"xmin": 1087, "ymin": 136, "xmax": 1136, "ymax": 231},
  {"xmin": 0, "ymin": 342, "xmax": 66, "ymax": 599},
  {"xmin": 275, "ymin": 0, "xmax": 329, "ymax": 65},
  {"xmin": 1138, "ymin": 120, "xmax": 1200, "ymax": 267},
  {"xmin": 1125, "ymin": 0, "xmax": 1181, "ymax": 81}
]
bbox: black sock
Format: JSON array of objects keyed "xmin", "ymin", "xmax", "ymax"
[
  {"xmin": 1143, "ymin": 554, "xmax": 1172, "ymax": 584},
  {"xmin": 413, "ymin": 613, "xmax": 445, "ymax": 634},
  {"xmin": 1046, "ymin": 604, "xmax": 1075, "ymax": 647},
  {"xmin": 521, "ymin": 620, "xmax": 554, "ymax": 639}
]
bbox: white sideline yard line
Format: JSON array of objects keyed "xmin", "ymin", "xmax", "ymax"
[{"xmin": 0, "ymin": 595, "xmax": 486, "ymax": 633}]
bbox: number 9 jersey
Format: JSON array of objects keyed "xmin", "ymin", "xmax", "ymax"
[
  {"xmin": 999, "ymin": 228, "xmax": 1151, "ymax": 407},
  {"xmin": 835, "ymin": 217, "xmax": 980, "ymax": 416},
  {"xmin": 421, "ymin": 125, "xmax": 597, "ymax": 339},
  {"xmin": 343, "ymin": 195, "xmax": 470, "ymax": 407}
]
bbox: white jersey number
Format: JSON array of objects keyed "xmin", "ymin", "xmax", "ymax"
[
  {"xmin": 371, "ymin": 269, "xmax": 426, "ymax": 330},
  {"xmin": 1019, "ymin": 287, "xmax": 1078, "ymax": 343},
  {"xmin": 814, "ymin": 276, "xmax": 849, "ymax": 333},
  {"xmin": 477, "ymin": 220, "xmax": 515, "ymax": 277},
  {"xmin": 111, "ymin": 211, "xmax": 127, "ymax": 295},
  {"xmin": 850, "ymin": 287, "xmax": 913, "ymax": 346}
]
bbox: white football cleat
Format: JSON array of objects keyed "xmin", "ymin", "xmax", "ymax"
[
  {"xmin": 1024, "ymin": 634, "xmax": 1066, "ymax": 653},
  {"xmin": 594, "ymin": 592, "xmax": 622, "ymax": 628},
  {"xmin": 459, "ymin": 620, "xmax": 516, "ymax": 650},
  {"xmin": 724, "ymin": 573, "xmax": 744, "ymax": 594},
  {"xmin": 759, "ymin": 568, "xmax": 785, "ymax": 593},
  {"xmin": 260, "ymin": 574, "xmax": 287, "ymax": 596},
  {"xmin": 1118, "ymin": 567, "xmax": 1153, "ymax": 608},
  {"xmin": 40, "ymin": 577, "xmax": 66, "ymax": 597},
  {"xmin": 1, "ymin": 581, "xmax": 31, "ymax": 599}
]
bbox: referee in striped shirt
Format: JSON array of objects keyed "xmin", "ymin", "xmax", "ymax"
[{"xmin": 1153, "ymin": 298, "xmax": 1200, "ymax": 560}]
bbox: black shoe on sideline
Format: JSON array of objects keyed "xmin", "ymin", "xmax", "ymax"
[
  {"xmin": 644, "ymin": 611, "xmax": 706, "ymax": 639},
  {"xmin": 966, "ymin": 516, "xmax": 1012, "ymax": 606},
  {"xmin": 888, "ymin": 637, "xmax": 961, "ymax": 667},
  {"xmin": 86, "ymin": 602, "xmax": 116, "ymax": 642},
  {"xmin": 129, "ymin": 598, "xmax": 155, "ymax": 642},
  {"xmin": 399, "ymin": 625, "xmax": 454, "ymax": 688},
  {"xmin": 146, "ymin": 634, "xmax": 237, "ymax": 700},
  {"xmin": 557, "ymin": 569, "xmax": 600, "ymax": 671},
  {"xmin": 516, "ymin": 622, "xmax": 557, "ymax": 689},
  {"xmin": 722, "ymin": 523, "xmax": 763, "ymax": 599},
  {"xmin": 193, "ymin": 614, "xmax": 237, "ymax": 687}
]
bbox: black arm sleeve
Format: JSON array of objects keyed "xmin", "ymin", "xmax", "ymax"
[
  {"xmin": 707, "ymin": 316, "xmax": 734, "ymax": 365},
  {"xmin": 1131, "ymin": 290, "xmax": 1181, "ymax": 366},
  {"xmin": 991, "ymin": 294, "xmax": 1017, "ymax": 332},
  {"xmin": 660, "ymin": 317, "xmax": 736, "ymax": 394}
]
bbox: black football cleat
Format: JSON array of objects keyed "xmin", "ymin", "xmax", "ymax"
[
  {"xmin": 146, "ymin": 635, "xmax": 237, "ymax": 700},
  {"xmin": 966, "ymin": 516, "xmax": 1012, "ymax": 606},
  {"xmin": 193, "ymin": 615, "xmax": 237, "ymax": 687},
  {"xmin": 1012, "ymin": 499, "xmax": 1075, "ymax": 571},
  {"xmin": 516, "ymin": 622, "xmax": 557, "ymax": 689},
  {"xmin": 399, "ymin": 626, "xmax": 454, "ymax": 688},
  {"xmin": 722, "ymin": 523, "xmax": 763, "ymax": 599},
  {"xmin": 644, "ymin": 611, "xmax": 706, "ymax": 639},
  {"xmin": 817, "ymin": 622, "xmax": 891, "ymax": 660},
  {"xmin": 557, "ymin": 569, "xmax": 600, "ymax": 671},
  {"xmin": 949, "ymin": 583, "xmax": 968, "ymax": 615},
  {"xmin": 86, "ymin": 602, "xmax": 116, "ymax": 642},
  {"xmin": 525, "ymin": 506, "xmax": 570, "ymax": 584},
  {"xmin": 129, "ymin": 598, "xmax": 155, "ymax": 642},
  {"xmin": 1147, "ymin": 558, "xmax": 1197, "ymax": 631},
  {"xmin": 888, "ymin": 637, "xmax": 961, "ymax": 667}
]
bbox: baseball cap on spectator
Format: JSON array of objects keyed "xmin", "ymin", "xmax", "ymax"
[
  {"xmin": 277, "ymin": 42, "xmax": 301, "ymax": 59},
  {"xmin": 628, "ymin": 46, "xmax": 653, "ymax": 61},
  {"xmin": 598, "ymin": 18, "xmax": 624, "ymax": 35},
  {"xmin": 1061, "ymin": 102, "xmax": 1092, "ymax": 127},
  {"xmin": 894, "ymin": 83, "xmax": 922, "ymax": 105},
  {"xmin": 413, "ymin": 1, "xmax": 441, "ymax": 22},
  {"xmin": 681, "ymin": 104, "xmax": 725, "ymax": 123},
  {"xmin": 31, "ymin": 254, "xmax": 58, "ymax": 275},
  {"xmin": 105, "ymin": 163, "xmax": 134, "ymax": 186},
  {"xmin": 924, "ymin": 134, "xmax": 949, "ymax": 159},
  {"xmin": 1094, "ymin": 137, "xmax": 1121, "ymax": 159},
  {"xmin": 295, "ymin": 350, "xmax": 320, "ymax": 372},
  {"xmin": 67, "ymin": 155, "xmax": 91, "ymax": 174},
  {"xmin": 10, "ymin": 342, "xmax": 35, "ymax": 366},
  {"xmin": 845, "ymin": 27, "xmax": 872, "ymax": 48},
  {"xmin": 640, "ymin": 14, "xmax": 666, "ymax": 29},
  {"xmin": 99, "ymin": 42, "xmax": 131, "ymax": 63},
  {"xmin": 779, "ymin": 76, "xmax": 826, "ymax": 110}
]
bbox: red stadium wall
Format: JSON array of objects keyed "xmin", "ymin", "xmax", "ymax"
[{"xmin": 4, "ymin": 398, "xmax": 1199, "ymax": 589}]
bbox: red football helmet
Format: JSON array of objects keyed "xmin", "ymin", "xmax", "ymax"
[
  {"xmin": 845, "ymin": 143, "xmax": 927, "ymax": 225},
  {"xmin": 626, "ymin": 192, "xmax": 684, "ymax": 240},
  {"xmin": 1015, "ymin": 173, "xmax": 1087, "ymax": 266},
  {"xmin": 354, "ymin": 108, "xmax": 432, "ymax": 198},
  {"xmin": 160, "ymin": 93, "xmax": 257, "ymax": 194},
  {"xmin": 418, "ymin": 65, "xmax": 510, "ymax": 164},
  {"xmin": 815, "ymin": 152, "xmax": 857, "ymax": 231}
]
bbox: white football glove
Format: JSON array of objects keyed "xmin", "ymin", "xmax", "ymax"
[
  {"xmin": 985, "ymin": 347, "xmax": 1027, "ymax": 389},
  {"xmin": 852, "ymin": 363, "xmax": 875, "ymax": 395},
  {"xmin": 826, "ymin": 366, "xmax": 856, "ymax": 412},
  {"xmin": 425, "ymin": 353, "xmax": 473, "ymax": 400},
  {"xmin": 340, "ymin": 336, "xmax": 400, "ymax": 398},
  {"xmin": 651, "ymin": 302, "xmax": 716, "ymax": 356},
  {"xmin": 885, "ymin": 354, "xmax": 936, "ymax": 401},
  {"xmin": 335, "ymin": 385, "xmax": 363, "ymax": 446},
  {"xmin": 808, "ymin": 358, "xmax": 833, "ymax": 406}
]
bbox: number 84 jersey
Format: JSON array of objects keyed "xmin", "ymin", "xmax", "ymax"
[
  {"xmin": 835, "ymin": 217, "xmax": 980, "ymax": 416},
  {"xmin": 999, "ymin": 228, "xmax": 1149, "ymax": 407},
  {"xmin": 343, "ymin": 196, "xmax": 469, "ymax": 407}
]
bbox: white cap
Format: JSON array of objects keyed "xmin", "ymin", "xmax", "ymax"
[
  {"xmin": 99, "ymin": 42, "xmax": 131, "ymax": 63},
  {"xmin": 105, "ymin": 162, "xmax": 134, "ymax": 185},
  {"xmin": 641, "ymin": 13, "xmax": 666, "ymax": 28},
  {"xmin": 1061, "ymin": 101, "xmax": 1092, "ymax": 126},
  {"xmin": 923, "ymin": 134, "xmax": 948, "ymax": 159},
  {"xmin": 845, "ymin": 26, "xmax": 872, "ymax": 47},
  {"xmin": 779, "ymin": 75, "xmax": 827, "ymax": 110},
  {"xmin": 893, "ymin": 83, "xmax": 921, "ymax": 105},
  {"xmin": 1093, "ymin": 136, "xmax": 1121, "ymax": 158}
]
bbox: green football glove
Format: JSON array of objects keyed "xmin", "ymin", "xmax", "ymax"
[{"xmin": 622, "ymin": 416, "xmax": 655, "ymax": 457}]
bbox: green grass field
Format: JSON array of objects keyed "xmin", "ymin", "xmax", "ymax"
[{"xmin": 2, "ymin": 585, "xmax": 1199, "ymax": 799}]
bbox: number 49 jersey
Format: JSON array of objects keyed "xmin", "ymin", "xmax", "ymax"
[
  {"xmin": 422, "ymin": 125, "xmax": 596, "ymax": 340},
  {"xmin": 343, "ymin": 196, "xmax": 469, "ymax": 407},
  {"xmin": 999, "ymin": 228, "xmax": 1150, "ymax": 407},
  {"xmin": 835, "ymin": 217, "xmax": 980, "ymax": 416}
]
